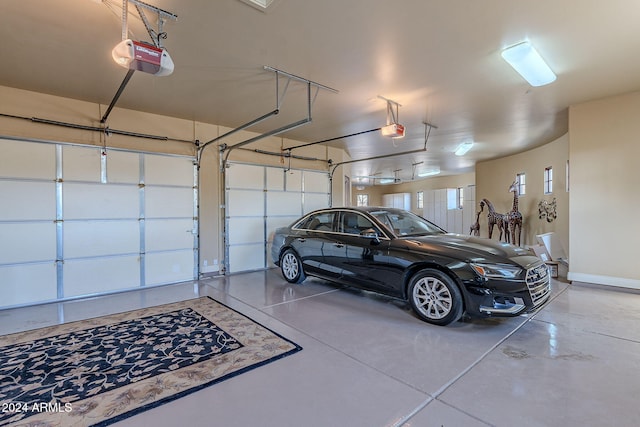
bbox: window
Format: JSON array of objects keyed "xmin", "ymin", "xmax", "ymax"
[
  {"xmin": 356, "ymin": 194, "xmax": 369, "ymax": 207},
  {"xmin": 516, "ymin": 173, "xmax": 526, "ymax": 195},
  {"xmin": 416, "ymin": 191, "xmax": 424, "ymax": 209},
  {"xmin": 544, "ymin": 167, "xmax": 553, "ymax": 194},
  {"xmin": 340, "ymin": 212, "xmax": 378, "ymax": 235},
  {"xmin": 295, "ymin": 212, "xmax": 334, "ymax": 231},
  {"xmin": 447, "ymin": 188, "xmax": 464, "ymax": 210}
]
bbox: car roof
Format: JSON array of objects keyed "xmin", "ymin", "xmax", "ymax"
[{"xmin": 310, "ymin": 206, "xmax": 406, "ymax": 214}]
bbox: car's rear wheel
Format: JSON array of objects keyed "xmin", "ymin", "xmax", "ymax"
[
  {"xmin": 280, "ymin": 249, "xmax": 306, "ymax": 284},
  {"xmin": 408, "ymin": 269, "xmax": 463, "ymax": 326}
]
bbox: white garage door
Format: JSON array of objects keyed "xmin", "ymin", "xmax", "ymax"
[
  {"xmin": 0, "ymin": 138, "xmax": 197, "ymax": 309},
  {"xmin": 225, "ymin": 162, "xmax": 329, "ymax": 273}
]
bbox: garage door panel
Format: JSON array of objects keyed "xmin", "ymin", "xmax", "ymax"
[
  {"xmin": 267, "ymin": 216, "xmax": 298, "ymax": 241},
  {"xmin": 146, "ymin": 218, "xmax": 194, "ymax": 251},
  {"xmin": 267, "ymin": 191, "xmax": 302, "ymax": 216},
  {"xmin": 106, "ymin": 150, "xmax": 140, "ymax": 184},
  {"xmin": 0, "ymin": 222, "xmax": 56, "ymax": 264},
  {"xmin": 145, "ymin": 186, "xmax": 193, "ymax": 218},
  {"xmin": 304, "ymin": 171, "xmax": 328, "ymax": 193},
  {"xmin": 228, "ymin": 217, "xmax": 264, "ymax": 245},
  {"xmin": 285, "ymin": 170, "xmax": 302, "ymax": 191},
  {"xmin": 64, "ymin": 220, "xmax": 139, "ymax": 258},
  {"xmin": 304, "ymin": 193, "xmax": 330, "ymax": 213},
  {"xmin": 229, "ymin": 244, "xmax": 265, "ymax": 273},
  {"xmin": 227, "ymin": 164, "xmax": 264, "ymax": 189},
  {"xmin": 145, "ymin": 154, "xmax": 194, "ymax": 186},
  {"xmin": 0, "ymin": 181, "xmax": 56, "ymax": 220},
  {"xmin": 63, "ymin": 145, "xmax": 101, "ymax": 182},
  {"xmin": 226, "ymin": 163, "xmax": 329, "ymax": 274},
  {"xmin": 0, "ymin": 139, "xmax": 55, "ymax": 179},
  {"xmin": 64, "ymin": 183, "xmax": 139, "ymax": 219},
  {"xmin": 266, "ymin": 167, "xmax": 284, "ymax": 190},
  {"xmin": 145, "ymin": 250, "xmax": 194, "ymax": 285},
  {"xmin": 0, "ymin": 263, "xmax": 57, "ymax": 307},
  {"xmin": 0, "ymin": 137, "xmax": 198, "ymax": 309},
  {"xmin": 64, "ymin": 256, "xmax": 140, "ymax": 297},
  {"xmin": 228, "ymin": 190, "xmax": 263, "ymax": 216}
]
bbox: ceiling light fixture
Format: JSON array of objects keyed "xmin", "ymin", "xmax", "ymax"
[
  {"xmin": 418, "ymin": 168, "xmax": 441, "ymax": 177},
  {"xmin": 455, "ymin": 141, "xmax": 474, "ymax": 156},
  {"xmin": 379, "ymin": 96, "xmax": 405, "ymax": 138},
  {"xmin": 501, "ymin": 41, "xmax": 556, "ymax": 87}
]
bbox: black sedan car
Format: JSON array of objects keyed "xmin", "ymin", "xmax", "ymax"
[{"xmin": 271, "ymin": 207, "xmax": 551, "ymax": 326}]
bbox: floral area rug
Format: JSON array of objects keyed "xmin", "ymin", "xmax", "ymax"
[{"xmin": 0, "ymin": 296, "xmax": 301, "ymax": 426}]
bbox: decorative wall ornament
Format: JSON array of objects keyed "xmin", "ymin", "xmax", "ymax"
[{"xmin": 538, "ymin": 198, "xmax": 557, "ymax": 222}]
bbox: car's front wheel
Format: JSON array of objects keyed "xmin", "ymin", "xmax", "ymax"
[
  {"xmin": 280, "ymin": 249, "xmax": 306, "ymax": 284},
  {"xmin": 408, "ymin": 269, "xmax": 463, "ymax": 326}
]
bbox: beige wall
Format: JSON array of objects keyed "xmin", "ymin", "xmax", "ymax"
[
  {"xmin": 0, "ymin": 85, "xmax": 339, "ymax": 276},
  {"xmin": 352, "ymin": 173, "xmax": 476, "ymax": 214},
  {"xmin": 476, "ymin": 134, "xmax": 569, "ymax": 252},
  {"xmin": 4, "ymin": 84, "xmax": 638, "ymax": 289},
  {"xmin": 569, "ymin": 91, "xmax": 640, "ymax": 288}
]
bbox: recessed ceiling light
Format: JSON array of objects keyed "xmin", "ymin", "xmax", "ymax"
[
  {"xmin": 501, "ymin": 41, "xmax": 556, "ymax": 87},
  {"xmin": 454, "ymin": 141, "xmax": 474, "ymax": 156}
]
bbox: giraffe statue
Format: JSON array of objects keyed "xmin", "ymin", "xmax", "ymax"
[
  {"xmin": 469, "ymin": 200, "xmax": 484, "ymax": 236},
  {"xmin": 507, "ymin": 180, "xmax": 523, "ymax": 246},
  {"xmin": 481, "ymin": 198, "xmax": 510, "ymax": 242}
]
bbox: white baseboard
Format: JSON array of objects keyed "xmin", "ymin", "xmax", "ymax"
[{"xmin": 567, "ymin": 272, "xmax": 640, "ymax": 290}]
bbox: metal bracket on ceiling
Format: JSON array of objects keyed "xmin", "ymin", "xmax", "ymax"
[
  {"xmin": 123, "ymin": 0, "xmax": 178, "ymax": 47},
  {"xmin": 264, "ymin": 66, "xmax": 339, "ymax": 105},
  {"xmin": 212, "ymin": 66, "xmax": 338, "ymax": 170},
  {"xmin": 378, "ymin": 95, "xmax": 402, "ymax": 125},
  {"xmin": 196, "ymin": 66, "xmax": 337, "ymax": 169},
  {"xmin": 411, "ymin": 161, "xmax": 424, "ymax": 180},
  {"xmin": 327, "ymin": 121, "xmax": 438, "ymax": 206},
  {"xmin": 422, "ymin": 121, "xmax": 437, "ymax": 150}
]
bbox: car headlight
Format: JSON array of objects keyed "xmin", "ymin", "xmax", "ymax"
[{"xmin": 470, "ymin": 263, "xmax": 523, "ymax": 279}]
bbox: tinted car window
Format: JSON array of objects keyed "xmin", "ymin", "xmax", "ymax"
[
  {"xmin": 295, "ymin": 212, "xmax": 335, "ymax": 231},
  {"xmin": 339, "ymin": 212, "xmax": 380, "ymax": 235},
  {"xmin": 370, "ymin": 210, "xmax": 444, "ymax": 236}
]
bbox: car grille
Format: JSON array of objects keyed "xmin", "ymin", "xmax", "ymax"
[{"xmin": 526, "ymin": 263, "xmax": 551, "ymax": 308}]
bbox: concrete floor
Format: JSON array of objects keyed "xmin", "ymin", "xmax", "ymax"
[{"xmin": 2, "ymin": 270, "xmax": 639, "ymax": 426}]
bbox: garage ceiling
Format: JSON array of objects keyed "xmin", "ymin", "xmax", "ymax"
[{"xmin": 1, "ymin": 0, "xmax": 639, "ymax": 183}]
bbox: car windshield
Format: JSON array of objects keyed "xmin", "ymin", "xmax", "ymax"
[{"xmin": 370, "ymin": 210, "xmax": 445, "ymax": 237}]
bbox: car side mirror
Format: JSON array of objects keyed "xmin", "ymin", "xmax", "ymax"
[{"xmin": 360, "ymin": 228, "xmax": 380, "ymax": 244}]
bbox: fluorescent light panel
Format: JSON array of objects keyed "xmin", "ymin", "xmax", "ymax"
[
  {"xmin": 418, "ymin": 168, "xmax": 440, "ymax": 177},
  {"xmin": 455, "ymin": 141, "xmax": 473, "ymax": 156},
  {"xmin": 501, "ymin": 41, "xmax": 556, "ymax": 87}
]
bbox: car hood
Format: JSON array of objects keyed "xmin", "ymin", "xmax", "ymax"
[{"xmin": 398, "ymin": 233, "xmax": 540, "ymax": 268}]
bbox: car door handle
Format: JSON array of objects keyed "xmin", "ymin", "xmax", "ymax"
[
  {"xmin": 333, "ymin": 243, "xmax": 344, "ymax": 248},
  {"xmin": 296, "ymin": 238, "xmax": 306, "ymax": 243}
]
